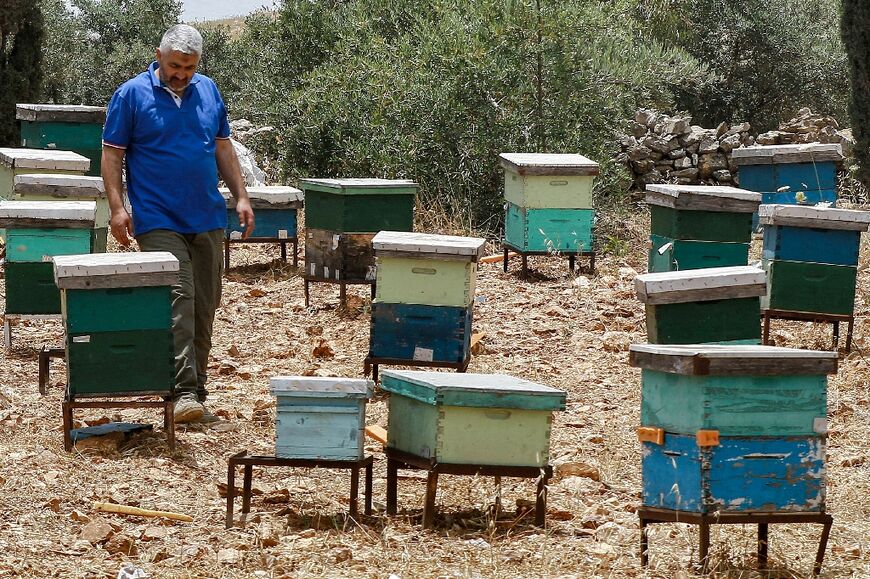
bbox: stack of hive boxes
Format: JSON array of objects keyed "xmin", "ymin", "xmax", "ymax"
[
  {"xmin": 632, "ymin": 344, "xmax": 836, "ymax": 514},
  {"xmin": 760, "ymin": 204, "xmax": 870, "ymax": 319},
  {"xmin": 645, "ymin": 184, "xmax": 761, "ymax": 272},
  {"xmin": 270, "ymin": 377, "xmax": 373, "ymax": 460},
  {"xmin": 14, "ymin": 174, "xmax": 110, "ymax": 253},
  {"xmin": 298, "ymin": 178, "xmax": 418, "ymax": 290},
  {"xmin": 16, "ymin": 104, "xmax": 106, "ymax": 177},
  {"xmin": 0, "ymin": 148, "xmax": 90, "ymax": 203},
  {"xmin": 734, "ymin": 144, "xmax": 843, "ymax": 207},
  {"xmin": 0, "ymin": 200, "xmax": 96, "ymax": 317},
  {"xmin": 499, "ymin": 153, "xmax": 597, "ymax": 258},
  {"xmin": 369, "ymin": 231, "xmax": 485, "ymax": 367},
  {"xmin": 52, "ymin": 252, "xmax": 178, "ymax": 399},
  {"xmin": 635, "ymin": 265, "xmax": 766, "ymax": 345}
]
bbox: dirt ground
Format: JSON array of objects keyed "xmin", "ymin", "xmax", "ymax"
[{"xmin": 0, "ymin": 211, "xmax": 868, "ymax": 578}]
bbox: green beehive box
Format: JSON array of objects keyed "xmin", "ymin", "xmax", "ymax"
[
  {"xmin": 648, "ymin": 234, "xmax": 750, "ymax": 272},
  {"xmin": 14, "ymin": 174, "xmax": 110, "ymax": 231},
  {"xmin": 17, "ymin": 104, "xmax": 106, "ymax": 176},
  {"xmin": 0, "ymin": 200, "xmax": 96, "ymax": 262},
  {"xmin": 5, "ymin": 261, "xmax": 62, "ymax": 314},
  {"xmin": 299, "ymin": 178, "xmax": 418, "ymax": 233},
  {"xmin": 635, "ymin": 265, "xmax": 767, "ymax": 344},
  {"xmin": 0, "ymin": 148, "xmax": 90, "ymax": 200},
  {"xmin": 373, "ymin": 231, "xmax": 486, "ymax": 307},
  {"xmin": 499, "ymin": 152, "xmax": 598, "ymax": 209},
  {"xmin": 381, "ymin": 370, "xmax": 566, "ymax": 467},
  {"xmin": 763, "ymin": 259, "xmax": 858, "ymax": 316}
]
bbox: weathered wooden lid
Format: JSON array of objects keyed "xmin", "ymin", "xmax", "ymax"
[
  {"xmin": 14, "ymin": 173, "xmax": 105, "ymax": 198},
  {"xmin": 0, "ymin": 148, "xmax": 90, "ymax": 172},
  {"xmin": 270, "ymin": 376, "xmax": 373, "ymax": 399},
  {"xmin": 635, "ymin": 266, "xmax": 766, "ymax": 305},
  {"xmin": 629, "ymin": 344, "xmax": 837, "ymax": 376},
  {"xmin": 759, "ymin": 204, "xmax": 870, "ymax": 231},
  {"xmin": 380, "ymin": 370, "xmax": 566, "ymax": 410},
  {"xmin": 219, "ymin": 186, "xmax": 303, "ymax": 204},
  {"xmin": 0, "ymin": 200, "xmax": 96, "ymax": 225},
  {"xmin": 372, "ymin": 231, "xmax": 486, "ymax": 260},
  {"xmin": 16, "ymin": 103, "xmax": 107, "ymax": 124},
  {"xmin": 498, "ymin": 153, "xmax": 599, "ymax": 176},
  {"xmin": 298, "ymin": 178, "xmax": 418, "ymax": 195},
  {"xmin": 732, "ymin": 143, "xmax": 844, "ymax": 165},
  {"xmin": 53, "ymin": 252, "xmax": 179, "ymax": 289},
  {"xmin": 645, "ymin": 184, "xmax": 761, "ymax": 213}
]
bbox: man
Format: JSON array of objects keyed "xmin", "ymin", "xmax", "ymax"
[{"xmin": 101, "ymin": 24, "xmax": 254, "ymax": 423}]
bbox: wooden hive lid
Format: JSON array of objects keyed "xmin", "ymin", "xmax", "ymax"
[
  {"xmin": 372, "ymin": 231, "xmax": 486, "ymax": 260},
  {"xmin": 14, "ymin": 173, "xmax": 105, "ymax": 198},
  {"xmin": 731, "ymin": 143, "xmax": 844, "ymax": 165},
  {"xmin": 298, "ymin": 178, "xmax": 418, "ymax": 195},
  {"xmin": 635, "ymin": 265, "xmax": 766, "ymax": 305},
  {"xmin": 645, "ymin": 184, "xmax": 761, "ymax": 213},
  {"xmin": 52, "ymin": 251, "xmax": 179, "ymax": 289},
  {"xmin": 628, "ymin": 344, "xmax": 838, "ymax": 376},
  {"xmin": 498, "ymin": 153, "xmax": 600, "ymax": 176},
  {"xmin": 380, "ymin": 370, "xmax": 567, "ymax": 410},
  {"xmin": 0, "ymin": 200, "xmax": 96, "ymax": 225},
  {"xmin": 270, "ymin": 376, "xmax": 373, "ymax": 399},
  {"xmin": 219, "ymin": 185, "xmax": 303, "ymax": 204},
  {"xmin": 758, "ymin": 204, "xmax": 870, "ymax": 231},
  {"xmin": 0, "ymin": 148, "xmax": 90, "ymax": 172},
  {"xmin": 16, "ymin": 103, "xmax": 107, "ymax": 124}
]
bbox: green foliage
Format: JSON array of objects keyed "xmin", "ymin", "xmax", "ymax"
[
  {"xmin": 842, "ymin": 0, "xmax": 870, "ymax": 187},
  {"xmin": 0, "ymin": 0, "xmax": 44, "ymax": 146}
]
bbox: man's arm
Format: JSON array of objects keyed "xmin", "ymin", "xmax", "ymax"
[
  {"xmin": 102, "ymin": 145, "xmax": 133, "ymax": 247},
  {"xmin": 215, "ymin": 139, "xmax": 254, "ymax": 238}
]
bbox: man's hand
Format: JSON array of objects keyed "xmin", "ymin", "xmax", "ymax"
[
  {"xmin": 110, "ymin": 208, "xmax": 134, "ymax": 247},
  {"xmin": 235, "ymin": 197, "xmax": 255, "ymax": 239}
]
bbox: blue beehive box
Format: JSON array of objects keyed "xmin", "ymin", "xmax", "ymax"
[
  {"xmin": 221, "ymin": 185, "xmax": 303, "ymax": 240},
  {"xmin": 270, "ymin": 376, "xmax": 373, "ymax": 460},
  {"xmin": 369, "ymin": 301, "xmax": 473, "ymax": 363}
]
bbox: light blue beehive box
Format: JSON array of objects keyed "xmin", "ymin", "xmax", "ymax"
[{"xmin": 270, "ymin": 376, "xmax": 373, "ymax": 460}]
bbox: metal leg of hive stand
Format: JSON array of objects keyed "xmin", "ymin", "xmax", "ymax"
[
  {"xmin": 365, "ymin": 461, "xmax": 373, "ymax": 515},
  {"xmin": 568, "ymin": 254, "xmax": 575, "ymax": 273},
  {"xmin": 164, "ymin": 398, "xmax": 175, "ymax": 451},
  {"xmin": 699, "ymin": 520, "xmax": 711, "ymax": 575},
  {"xmin": 832, "ymin": 321, "xmax": 840, "ymax": 351},
  {"xmin": 639, "ymin": 517, "xmax": 649, "ymax": 567},
  {"xmin": 503, "ymin": 246, "xmax": 509, "ymax": 273},
  {"xmin": 846, "ymin": 317, "xmax": 854, "ymax": 353},
  {"xmin": 757, "ymin": 522, "xmax": 768, "ymax": 569},
  {"xmin": 521, "ymin": 254, "xmax": 529, "ymax": 276},
  {"xmin": 349, "ymin": 465, "xmax": 360, "ymax": 518},
  {"xmin": 304, "ymin": 279, "xmax": 310, "ymax": 307},
  {"xmin": 386, "ymin": 456, "xmax": 398, "ymax": 516},
  {"xmin": 38, "ymin": 347, "xmax": 50, "ymax": 396},
  {"xmin": 280, "ymin": 241, "xmax": 287, "ymax": 263},
  {"xmin": 226, "ymin": 459, "xmax": 237, "ymax": 528},
  {"xmin": 339, "ymin": 282, "xmax": 347, "ymax": 308},
  {"xmin": 242, "ymin": 464, "xmax": 253, "ymax": 514},
  {"xmin": 814, "ymin": 518, "xmax": 833, "ymax": 576},
  {"xmin": 762, "ymin": 312, "xmax": 771, "ymax": 345},
  {"xmin": 589, "ymin": 252, "xmax": 596, "ymax": 274},
  {"xmin": 422, "ymin": 471, "xmax": 439, "ymax": 529},
  {"xmin": 370, "ymin": 283, "xmax": 376, "ymax": 301},
  {"xmin": 62, "ymin": 401, "xmax": 74, "ymax": 452},
  {"xmin": 372, "ymin": 363, "xmax": 379, "ymax": 383},
  {"xmin": 535, "ymin": 469, "xmax": 548, "ymax": 527},
  {"xmin": 292, "ymin": 240, "xmax": 299, "ymax": 268}
]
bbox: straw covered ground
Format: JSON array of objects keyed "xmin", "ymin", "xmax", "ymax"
[{"xmin": 0, "ymin": 209, "xmax": 868, "ymax": 578}]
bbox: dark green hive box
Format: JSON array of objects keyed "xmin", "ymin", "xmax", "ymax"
[
  {"xmin": 5, "ymin": 262, "xmax": 61, "ymax": 314},
  {"xmin": 17, "ymin": 104, "xmax": 106, "ymax": 177},
  {"xmin": 763, "ymin": 259, "xmax": 857, "ymax": 316},
  {"xmin": 299, "ymin": 178, "xmax": 418, "ymax": 233}
]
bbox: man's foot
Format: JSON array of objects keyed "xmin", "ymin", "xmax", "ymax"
[
  {"xmin": 173, "ymin": 393, "xmax": 205, "ymax": 424},
  {"xmin": 198, "ymin": 407, "xmax": 220, "ymax": 424}
]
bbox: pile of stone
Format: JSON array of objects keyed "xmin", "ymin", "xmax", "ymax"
[
  {"xmin": 755, "ymin": 107, "xmax": 854, "ymax": 155},
  {"xmin": 617, "ymin": 109, "xmax": 754, "ymax": 188}
]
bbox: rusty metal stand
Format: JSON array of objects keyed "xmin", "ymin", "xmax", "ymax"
[
  {"xmin": 502, "ymin": 242, "xmax": 595, "ymax": 277},
  {"xmin": 225, "ymin": 451, "xmax": 374, "ymax": 529},
  {"xmin": 639, "ymin": 507, "xmax": 833, "ymax": 576},
  {"xmin": 385, "ymin": 447, "xmax": 551, "ymax": 529},
  {"xmin": 303, "ymin": 276, "xmax": 375, "ymax": 308},
  {"xmin": 363, "ymin": 355, "xmax": 470, "ymax": 383},
  {"xmin": 223, "ymin": 236, "xmax": 298, "ymax": 270},
  {"xmin": 762, "ymin": 309, "xmax": 854, "ymax": 352},
  {"xmin": 62, "ymin": 390, "xmax": 175, "ymax": 452},
  {"xmin": 38, "ymin": 345, "xmax": 65, "ymax": 395}
]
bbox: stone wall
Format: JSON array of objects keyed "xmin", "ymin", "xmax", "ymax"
[{"xmin": 617, "ymin": 108, "xmax": 854, "ymax": 190}]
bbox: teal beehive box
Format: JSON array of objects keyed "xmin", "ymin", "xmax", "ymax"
[
  {"xmin": 53, "ymin": 252, "xmax": 178, "ymax": 397},
  {"xmin": 270, "ymin": 376, "xmax": 373, "ymax": 460},
  {"xmin": 17, "ymin": 104, "xmax": 106, "ymax": 177},
  {"xmin": 635, "ymin": 265, "xmax": 766, "ymax": 344},
  {"xmin": 0, "ymin": 200, "xmax": 96, "ymax": 315},
  {"xmin": 381, "ymin": 370, "xmax": 566, "ymax": 467},
  {"xmin": 645, "ymin": 184, "xmax": 761, "ymax": 272}
]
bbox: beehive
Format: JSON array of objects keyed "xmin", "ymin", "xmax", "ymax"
[
  {"xmin": 14, "ymin": 174, "xmax": 109, "ymax": 252},
  {"xmin": 0, "ymin": 148, "xmax": 90, "ymax": 200},
  {"xmin": 53, "ymin": 252, "xmax": 178, "ymax": 398},
  {"xmin": 631, "ymin": 344, "xmax": 836, "ymax": 514},
  {"xmin": 733, "ymin": 144, "xmax": 842, "ymax": 206},
  {"xmin": 270, "ymin": 376, "xmax": 373, "ymax": 460},
  {"xmin": 220, "ymin": 185, "xmax": 303, "ymax": 240},
  {"xmin": 304, "ymin": 230, "xmax": 376, "ymax": 282},
  {"xmin": 0, "ymin": 200, "xmax": 96, "ymax": 315},
  {"xmin": 369, "ymin": 301, "xmax": 473, "ymax": 363},
  {"xmin": 299, "ymin": 178, "xmax": 418, "ymax": 233},
  {"xmin": 16, "ymin": 104, "xmax": 105, "ymax": 176},
  {"xmin": 760, "ymin": 204, "xmax": 870, "ymax": 316},
  {"xmin": 645, "ymin": 184, "xmax": 761, "ymax": 272},
  {"xmin": 635, "ymin": 265, "xmax": 766, "ymax": 344},
  {"xmin": 381, "ymin": 370, "xmax": 566, "ymax": 467}
]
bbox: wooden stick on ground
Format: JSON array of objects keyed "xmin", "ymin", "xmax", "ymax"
[
  {"xmin": 480, "ymin": 252, "xmax": 517, "ymax": 264},
  {"xmin": 93, "ymin": 501, "xmax": 193, "ymax": 522},
  {"xmin": 365, "ymin": 425, "xmax": 388, "ymax": 445}
]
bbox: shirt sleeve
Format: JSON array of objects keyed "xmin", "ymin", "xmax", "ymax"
[
  {"xmin": 102, "ymin": 88, "xmax": 133, "ymax": 149},
  {"xmin": 216, "ymin": 90, "xmax": 231, "ymax": 140}
]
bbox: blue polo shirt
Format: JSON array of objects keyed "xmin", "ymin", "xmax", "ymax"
[{"xmin": 103, "ymin": 61, "xmax": 230, "ymax": 235}]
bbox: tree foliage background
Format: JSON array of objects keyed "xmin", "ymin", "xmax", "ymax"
[
  {"xmin": 0, "ymin": 1, "xmax": 44, "ymax": 146},
  {"xmin": 24, "ymin": 0, "xmax": 854, "ymax": 227},
  {"xmin": 842, "ymin": 0, "xmax": 870, "ymax": 188}
]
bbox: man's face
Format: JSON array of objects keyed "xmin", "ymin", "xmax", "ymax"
[{"xmin": 156, "ymin": 49, "xmax": 200, "ymax": 94}]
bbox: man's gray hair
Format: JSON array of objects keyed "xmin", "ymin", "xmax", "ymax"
[{"xmin": 160, "ymin": 24, "xmax": 203, "ymax": 56}]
